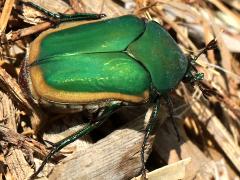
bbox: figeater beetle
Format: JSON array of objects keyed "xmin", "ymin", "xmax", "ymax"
[{"xmin": 19, "ymin": 2, "xmax": 214, "ymax": 179}]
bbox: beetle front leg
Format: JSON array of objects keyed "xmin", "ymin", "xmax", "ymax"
[
  {"xmin": 21, "ymin": 1, "xmax": 106, "ymax": 23},
  {"xmin": 30, "ymin": 104, "xmax": 121, "ymax": 179},
  {"xmin": 140, "ymin": 98, "xmax": 160, "ymax": 179}
]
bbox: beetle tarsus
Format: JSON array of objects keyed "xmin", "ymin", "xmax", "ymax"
[
  {"xmin": 140, "ymin": 99, "xmax": 160, "ymax": 178},
  {"xmin": 141, "ymin": 167, "xmax": 147, "ymax": 179},
  {"xmin": 30, "ymin": 146, "xmax": 58, "ymax": 179},
  {"xmin": 43, "ymin": 139, "xmax": 56, "ymax": 147},
  {"xmin": 99, "ymin": 13, "xmax": 107, "ymax": 18}
]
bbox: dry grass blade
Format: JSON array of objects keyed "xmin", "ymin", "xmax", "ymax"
[
  {"xmin": 0, "ymin": 0, "xmax": 15, "ymax": 33},
  {"xmin": 191, "ymin": 100, "xmax": 240, "ymax": 172},
  {"xmin": 0, "ymin": 67, "xmax": 43, "ymax": 131}
]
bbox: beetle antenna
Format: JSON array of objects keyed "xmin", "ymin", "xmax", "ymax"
[
  {"xmin": 190, "ymin": 39, "xmax": 218, "ymax": 97},
  {"xmin": 183, "ymin": 39, "xmax": 218, "ymax": 86},
  {"xmin": 192, "ymin": 38, "xmax": 217, "ymax": 62},
  {"xmin": 43, "ymin": 139, "xmax": 55, "ymax": 148},
  {"xmin": 164, "ymin": 95, "xmax": 180, "ymax": 142}
]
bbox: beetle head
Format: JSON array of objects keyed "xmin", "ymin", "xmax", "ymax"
[{"xmin": 182, "ymin": 55, "xmax": 204, "ymax": 85}]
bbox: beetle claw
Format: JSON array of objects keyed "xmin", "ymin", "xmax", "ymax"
[
  {"xmin": 43, "ymin": 139, "xmax": 55, "ymax": 147},
  {"xmin": 99, "ymin": 14, "xmax": 107, "ymax": 18},
  {"xmin": 141, "ymin": 167, "xmax": 148, "ymax": 180}
]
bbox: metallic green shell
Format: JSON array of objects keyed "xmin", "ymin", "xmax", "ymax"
[
  {"xmin": 36, "ymin": 15, "xmax": 150, "ymax": 95},
  {"xmin": 38, "ymin": 15, "xmax": 145, "ymax": 60},
  {"xmin": 29, "ymin": 15, "xmax": 188, "ymax": 104},
  {"xmin": 39, "ymin": 52, "xmax": 150, "ymax": 95},
  {"xmin": 29, "ymin": 15, "xmax": 150, "ymax": 103}
]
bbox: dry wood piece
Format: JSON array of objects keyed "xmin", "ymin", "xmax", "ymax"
[
  {"xmin": 191, "ymin": 100, "xmax": 240, "ymax": 173},
  {"xmin": 6, "ymin": 0, "xmax": 74, "ymax": 42},
  {"xmin": 0, "ymin": 126, "xmax": 48, "ymax": 158},
  {"xmin": 0, "ymin": 91, "xmax": 19, "ymax": 131},
  {"xmin": 0, "ymin": 0, "xmax": 15, "ymax": 33},
  {"xmin": 154, "ymin": 120, "xmax": 218, "ymax": 179},
  {"xmin": 79, "ymin": 0, "xmax": 128, "ymax": 17},
  {"xmin": 0, "ymin": 67, "xmax": 43, "ymax": 131},
  {"xmin": 5, "ymin": 148, "xmax": 33, "ymax": 180},
  {"xmin": 7, "ymin": 22, "xmax": 52, "ymax": 42},
  {"xmin": 0, "ymin": 90, "xmax": 33, "ymax": 180},
  {"xmin": 49, "ymin": 109, "xmax": 155, "ymax": 180},
  {"xmin": 133, "ymin": 158, "xmax": 191, "ymax": 180}
]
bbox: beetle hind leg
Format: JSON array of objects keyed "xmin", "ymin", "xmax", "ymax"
[
  {"xmin": 140, "ymin": 99, "xmax": 160, "ymax": 178},
  {"xmin": 140, "ymin": 95, "xmax": 181, "ymax": 178},
  {"xmin": 21, "ymin": 1, "xmax": 106, "ymax": 23}
]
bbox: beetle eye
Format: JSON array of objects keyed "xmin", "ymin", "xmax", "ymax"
[
  {"xmin": 191, "ymin": 72, "xmax": 204, "ymax": 83},
  {"xmin": 182, "ymin": 57, "xmax": 204, "ymax": 85}
]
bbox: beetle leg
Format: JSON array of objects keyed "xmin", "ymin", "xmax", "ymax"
[
  {"xmin": 56, "ymin": 13, "xmax": 106, "ymax": 23},
  {"xmin": 21, "ymin": 1, "xmax": 106, "ymax": 23},
  {"xmin": 193, "ymin": 38, "xmax": 217, "ymax": 61},
  {"xmin": 31, "ymin": 103, "xmax": 121, "ymax": 179},
  {"xmin": 141, "ymin": 98, "xmax": 160, "ymax": 179}
]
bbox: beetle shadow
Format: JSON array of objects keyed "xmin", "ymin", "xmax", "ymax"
[
  {"xmin": 152, "ymin": 119, "xmax": 185, "ymax": 168},
  {"xmin": 95, "ymin": 104, "xmax": 185, "ymax": 171},
  {"xmin": 90, "ymin": 105, "xmax": 148, "ymax": 142}
]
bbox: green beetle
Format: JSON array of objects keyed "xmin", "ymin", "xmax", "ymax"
[
  {"xmin": 22, "ymin": 15, "xmax": 187, "ymax": 107},
  {"xmin": 19, "ymin": 2, "xmax": 210, "ymax": 178}
]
